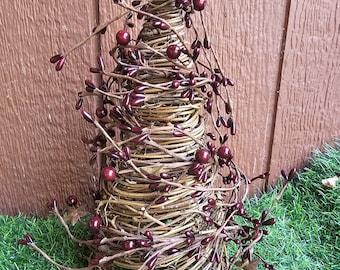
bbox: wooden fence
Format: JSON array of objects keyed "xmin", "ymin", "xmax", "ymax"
[{"xmin": 0, "ymin": 0, "xmax": 339, "ymax": 215}]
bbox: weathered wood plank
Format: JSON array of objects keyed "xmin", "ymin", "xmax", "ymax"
[
  {"xmin": 270, "ymin": 0, "xmax": 340, "ymax": 184},
  {"xmin": 0, "ymin": 0, "xmax": 99, "ymax": 215},
  {"xmin": 206, "ymin": 1, "xmax": 288, "ymax": 193}
]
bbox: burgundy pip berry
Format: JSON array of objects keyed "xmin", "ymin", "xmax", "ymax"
[
  {"xmin": 124, "ymin": 240, "xmax": 136, "ymax": 250},
  {"xmin": 17, "ymin": 239, "xmax": 28, "ymax": 246},
  {"xmin": 89, "ymin": 216, "xmax": 102, "ymax": 231},
  {"xmin": 103, "ymin": 166, "xmax": 116, "ymax": 182},
  {"xmin": 167, "ymin": 44, "xmax": 181, "ymax": 59},
  {"xmin": 195, "ymin": 149, "xmax": 211, "ymax": 164},
  {"xmin": 50, "ymin": 54, "xmax": 63, "ymax": 63},
  {"xmin": 116, "ymin": 30, "xmax": 131, "ymax": 46},
  {"xmin": 66, "ymin": 195, "xmax": 78, "ymax": 207},
  {"xmin": 95, "ymin": 107, "xmax": 108, "ymax": 118},
  {"xmin": 193, "ymin": 0, "xmax": 207, "ymax": 11},
  {"xmin": 217, "ymin": 146, "xmax": 232, "ymax": 160},
  {"xmin": 55, "ymin": 57, "xmax": 66, "ymax": 71}
]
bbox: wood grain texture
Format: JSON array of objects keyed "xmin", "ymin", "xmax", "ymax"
[
  {"xmin": 270, "ymin": 0, "xmax": 340, "ymax": 183},
  {"xmin": 0, "ymin": 0, "xmax": 99, "ymax": 215},
  {"xmin": 204, "ymin": 1, "xmax": 288, "ymax": 193}
]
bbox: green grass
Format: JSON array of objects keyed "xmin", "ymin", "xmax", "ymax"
[
  {"xmin": 247, "ymin": 140, "xmax": 340, "ymax": 270},
  {"xmin": 1, "ymin": 140, "xmax": 339, "ymax": 270},
  {"xmin": 0, "ymin": 215, "xmax": 89, "ymax": 269}
]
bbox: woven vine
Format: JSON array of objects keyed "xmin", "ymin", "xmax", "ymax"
[{"xmin": 19, "ymin": 1, "xmax": 295, "ymax": 270}]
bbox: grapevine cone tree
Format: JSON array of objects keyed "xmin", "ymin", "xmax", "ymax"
[{"xmin": 19, "ymin": 1, "xmax": 295, "ymax": 269}]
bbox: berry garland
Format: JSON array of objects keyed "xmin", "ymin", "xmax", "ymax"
[{"xmin": 19, "ymin": 1, "xmax": 296, "ymax": 270}]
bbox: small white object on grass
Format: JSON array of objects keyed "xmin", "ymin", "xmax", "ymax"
[{"xmin": 321, "ymin": 176, "xmax": 339, "ymax": 188}]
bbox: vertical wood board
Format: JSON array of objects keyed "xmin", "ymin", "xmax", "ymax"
[
  {"xmin": 0, "ymin": 0, "xmax": 99, "ymax": 215},
  {"xmin": 204, "ymin": 1, "xmax": 288, "ymax": 193},
  {"xmin": 270, "ymin": 0, "xmax": 340, "ymax": 182}
]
